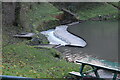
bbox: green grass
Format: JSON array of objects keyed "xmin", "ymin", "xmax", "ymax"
[
  {"xmin": 76, "ymin": 3, "xmax": 118, "ymax": 20},
  {"xmin": 109, "ymin": 2, "xmax": 119, "ymax": 7},
  {"xmin": 2, "ymin": 26, "xmax": 26, "ymax": 47},
  {"xmin": 26, "ymin": 3, "xmax": 63, "ymax": 31},
  {"xmin": 2, "ymin": 42, "xmax": 80, "ymax": 78}
]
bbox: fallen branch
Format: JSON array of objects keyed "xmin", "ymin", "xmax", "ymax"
[{"xmin": 61, "ymin": 8, "xmax": 78, "ymax": 19}]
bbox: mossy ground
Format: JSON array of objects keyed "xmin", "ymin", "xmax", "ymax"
[
  {"xmin": 54, "ymin": 2, "xmax": 118, "ymax": 20},
  {"xmin": 21, "ymin": 2, "xmax": 63, "ymax": 32},
  {"xmin": 109, "ymin": 2, "xmax": 119, "ymax": 8},
  {"xmin": 2, "ymin": 42, "xmax": 80, "ymax": 78},
  {"xmin": 76, "ymin": 3, "xmax": 118, "ymax": 20}
]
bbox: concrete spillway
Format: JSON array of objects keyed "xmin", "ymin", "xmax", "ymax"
[
  {"xmin": 54, "ymin": 25, "xmax": 87, "ymax": 47},
  {"xmin": 41, "ymin": 25, "xmax": 87, "ymax": 47}
]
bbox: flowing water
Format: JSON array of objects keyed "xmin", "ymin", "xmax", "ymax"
[{"xmin": 56, "ymin": 20, "xmax": 118, "ymax": 63}]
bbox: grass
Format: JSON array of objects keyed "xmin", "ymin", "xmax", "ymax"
[
  {"xmin": 2, "ymin": 25, "xmax": 27, "ymax": 47},
  {"xmin": 109, "ymin": 2, "xmax": 119, "ymax": 8},
  {"xmin": 2, "ymin": 42, "xmax": 80, "ymax": 78},
  {"xmin": 3, "ymin": 2, "xmax": 116, "ymax": 78},
  {"xmin": 77, "ymin": 3, "xmax": 118, "ymax": 20},
  {"xmin": 53, "ymin": 2, "xmax": 118, "ymax": 20},
  {"xmin": 26, "ymin": 3, "xmax": 63, "ymax": 32}
]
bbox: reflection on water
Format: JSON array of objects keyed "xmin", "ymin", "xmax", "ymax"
[{"xmin": 57, "ymin": 20, "xmax": 118, "ymax": 63}]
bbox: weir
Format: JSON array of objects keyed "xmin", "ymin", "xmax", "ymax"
[
  {"xmin": 41, "ymin": 25, "xmax": 87, "ymax": 47},
  {"xmin": 54, "ymin": 25, "xmax": 87, "ymax": 47},
  {"xmin": 41, "ymin": 29, "xmax": 68, "ymax": 46}
]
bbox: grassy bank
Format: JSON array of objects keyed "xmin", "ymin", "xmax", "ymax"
[
  {"xmin": 20, "ymin": 2, "xmax": 63, "ymax": 32},
  {"xmin": 76, "ymin": 3, "xmax": 118, "ymax": 20},
  {"xmin": 53, "ymin": 2, "xmax": 118, "ymax": 20},
  {"xmin": 2, "ymin": 2, "xmax": 62, "ymax": 46},
  {"xmin": 2, "ymin": 42, "xmax": 80, "ymax": 78}
]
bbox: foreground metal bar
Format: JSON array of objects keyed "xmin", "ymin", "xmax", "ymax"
[
  {"xmin": 79, "ymin": 63, "xmax": 85, "ymax": 77},
  {"xmin": 0, "ymin": 75, "xmax": 48, "ymax": 80}
]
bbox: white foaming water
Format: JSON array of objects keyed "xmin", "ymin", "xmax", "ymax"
[{"xmin": 41, "ymin": 29, "xmax": 68, "ymax": 46}]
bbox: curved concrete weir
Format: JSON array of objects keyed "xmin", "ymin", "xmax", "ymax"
[
  {"xmin": 54, "ymin": 25, "xmax": 87, "ymax": 47},
  {"xmin": 41, "ymin": 25, "xmax": 87, "ymax": 47}
]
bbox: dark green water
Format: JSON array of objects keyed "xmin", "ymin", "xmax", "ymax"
[{"xmin": 57, "ymin": 20, "xmax": 118, "ymax": 62}]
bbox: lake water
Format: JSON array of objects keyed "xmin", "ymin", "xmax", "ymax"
[{"xmin": 56, "ymin": 20, "xmax": 118, "ymax": 63}]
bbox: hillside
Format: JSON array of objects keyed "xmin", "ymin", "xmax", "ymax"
[{"xmin": 1, "ymin": 2, "xmax": 119, "ymax": 78}]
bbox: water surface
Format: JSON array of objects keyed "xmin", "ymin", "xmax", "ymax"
[{"xmin": 57, "ymin": 20, "xmax": 118, "ymax": 63}]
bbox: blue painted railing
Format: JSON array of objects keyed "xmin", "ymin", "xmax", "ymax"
[{"xmin": 0, "ymin": 75, "xmax": 49, "ymax": 80}]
